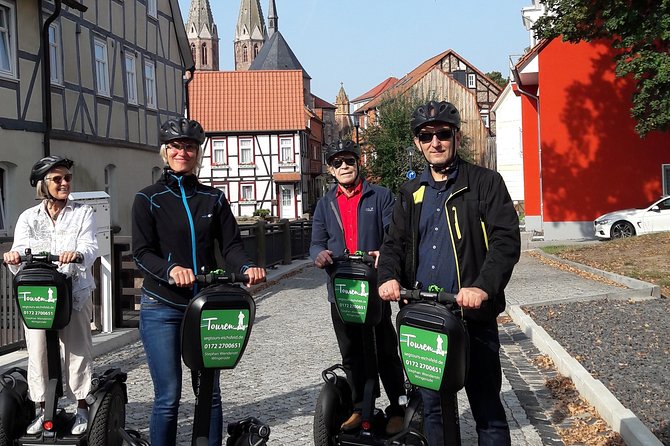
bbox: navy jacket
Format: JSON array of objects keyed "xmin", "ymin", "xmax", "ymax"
[
  {"xmin": 132, "ymin": 170, "xmax": 254, "ymax": 309},
  {"xmin": 310, "ymin": 180, "xmax": 395, "ymax": 302},
  {"xmin": 378, "ymin": 158, "xmax": 521, "ymax": 321}
]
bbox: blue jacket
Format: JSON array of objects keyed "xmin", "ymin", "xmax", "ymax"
[{"xmin": 310, "ymin": 180, "xmax": 395, "ymax": 302}]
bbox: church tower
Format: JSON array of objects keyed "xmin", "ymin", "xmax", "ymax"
[
  {"xmin": 335, "ymin": 84, "xmax": 352, "ymax": 139},
  {"xmin": 186, "ymin": 0, "xmax": 219, "ymax": 71},
  {"xmin": 234, "ymin": 0, "xmax": 267, "ymax": 71}
]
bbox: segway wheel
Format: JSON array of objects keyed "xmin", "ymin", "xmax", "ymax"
[
  {"xmin": 0, "ymin": 424, "xmax": 8, "ymax": 446},
  {"xmin": 87, "ymin": 382, "xmax": 126, "ymax": 446},
  {"xmin": 313, "ymin": 378, "xmax": 352, "ymax": 446}
]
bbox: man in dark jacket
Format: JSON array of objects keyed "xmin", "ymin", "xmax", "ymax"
[
  {"xmin": 377, "ymin": 101, "xmax": 521, "ymax": 446},
  {"xmin": 310, "ymin": 140, "xmax": 406, "ymax": 435}
]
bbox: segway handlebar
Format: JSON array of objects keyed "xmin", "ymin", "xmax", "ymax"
[
  {"xmin": 399, "ymin": 288, "xmax": 457, "ymax": 305},
  {"xmin": 330, "ymin": 252, "xmax": 376, "ymax": 266},
  {"xmin": 168, "ymin": 271, "xmax": 250, "ymax": 286},
  {"xmin": 2, "ymin": 249, "xmax": 83, "ymax": 265}
]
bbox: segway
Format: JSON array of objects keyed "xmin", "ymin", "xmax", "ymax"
[
  {"xmin": 123, "ymin": 269, "xmax": 270, "ymax": 446},
  {"xmin": 0, "ymin": 249, "xmax": 128, "ymax": 446},
  {"xmin": 396, "ymin": 286, "xmax": 470, "ymax": 445},
  {"xmin": 313, "ymin": 252, "xmax": 426, "ymax": 446}
]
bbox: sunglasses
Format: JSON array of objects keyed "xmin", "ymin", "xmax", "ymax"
[
  {"xmin": 169, "ymin": 142, "xmax": 198, "ymax": 152},
  {"xmin": 45, "ymin": 174, "xmax": 73, "ymax": 184},
  {"xmin": 417, "ymin": 129, "xmax": 454, "ymax": 143},
  {"xmin": 331, "ymin": 158, "xmax": 357, "ymax": 168}
]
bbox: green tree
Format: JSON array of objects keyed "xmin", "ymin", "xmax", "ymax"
[
  {"xmin": 533, "ymin": 0, "xmax": 670, "ymax": 136},
  {"xmin": 485, "ymin": 71, "xmax": 508, "ymax": 89}
]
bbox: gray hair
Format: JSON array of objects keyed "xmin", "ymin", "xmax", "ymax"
[{"xmin": 35, "ymin": 180, "xmax": 49, "ymax": 200}]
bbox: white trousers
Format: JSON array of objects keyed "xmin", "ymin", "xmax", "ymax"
[{"xmin": 24, "ymin": 298, "xmax": 93, "ymax": 402}]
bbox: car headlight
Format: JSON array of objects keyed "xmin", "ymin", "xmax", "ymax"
[{"xmin": 595, "ymin": 218, "xmax": 611, "ymax": 225}]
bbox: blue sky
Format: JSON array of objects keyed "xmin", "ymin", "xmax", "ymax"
[{"xmin": 177, "ymin": 0, "xmax": 533, "ymax": 103}]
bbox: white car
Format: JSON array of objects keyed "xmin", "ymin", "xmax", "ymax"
[{"xmin": 594, "ymin": 196, "xmax": 670, "ymax": 239}]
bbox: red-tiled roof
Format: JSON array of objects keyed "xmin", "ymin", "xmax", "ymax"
[
  {"xmin": 189, "ymin": 70, "xmax": 306, "ymax": 133},
  {"xmin": 313, "ymin": 94, "xmax": 336, "ymax": 109},
  {"xmin": 351, "ymin": 77, "xmax": 399, "ymax": 103},
  {"xmin": 360, "ymin": 49, "xmax": 502, "ymax": 111}
]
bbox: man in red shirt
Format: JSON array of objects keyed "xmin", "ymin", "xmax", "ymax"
[{"xmin": 310, "ymin": 140, "xmax": 406, "ymax": 435}]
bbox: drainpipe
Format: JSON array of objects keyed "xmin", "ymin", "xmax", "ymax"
[
  {"xmin": 184, "ymin": 67, "xmax": 195, "ymax": 118},
  {"xmin": 39, "ymin": 0, "xmax": 87, "ymax": 157},
  {"xmin": 511, "ymin": 66, "xmax": 543, "ymax": 233}
]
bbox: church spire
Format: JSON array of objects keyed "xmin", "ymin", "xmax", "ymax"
[
  {"xmin": 186, "ymin": 0, "xmax": 219, "ymax": 70},
  {"xmin": 234, "ymin": 0, "xmax": 267, "ymax": 70},
  {"xmin": 268, "ymin": 0, "xmax": 278, "ymax": 36}
]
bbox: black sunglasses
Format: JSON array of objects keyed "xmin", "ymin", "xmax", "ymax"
[
  {"xmin": 331, "ymin": 158, "xmax": 357, "ymax": 168},
  {"xmin": 45, "ymin": 174, "xmax": 73, "ymax": 184},
  {"xmin": 417, "ymin": 129, "xmax": 454, "ymax": 143}
]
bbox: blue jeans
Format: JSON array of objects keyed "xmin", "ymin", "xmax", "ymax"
[
  {"xmin": 140, "ymin": 295, "xmax": 223, "ymax": 446},
  {"xmin": 422, "ymin": 319, "xmax": 511, "ymax": 446}
]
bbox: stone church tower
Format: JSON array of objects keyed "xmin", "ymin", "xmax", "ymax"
[
  {"xmin": 186, "ymin": 0, "xmax": 219, "ymax": 71},
  {"xmin": 335, "ymin": 84, "xmax": 352, "ymax": 139},
  {"xmin": 234, "ymin": 0, "xmax": 267, "ymax": 71}
]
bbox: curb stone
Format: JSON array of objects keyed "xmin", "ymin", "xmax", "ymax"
[
  {"xmin": 532, "ymin": 249, "xmax": 661, "ymax": 298},
  {"xmin": 506, "ymin": 304, "xmax": 664, "ymax": 446}
]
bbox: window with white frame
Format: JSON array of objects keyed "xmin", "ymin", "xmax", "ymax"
[
  {"xmin": 147, "ymin": 0, "xmax": 157, "ymax": 18},
  {"xmin": 0, "ymin": 1, "xmax": 16, "ymax": 79},
  {"xmin": 144, "ymin": 59, "xmax": 157, "ymax": 108},
  {"xmin": 467, "ymin": 73, "xmax": 476, "ymax": 89},
  {"xmin": 124, "ymin": 51, "xmax": 138, "ymax": 105},
  {"xmin": 281, "ymin": 188, "xmax": 292, "ymax": 207},
  {"xmin": 48, "ymin": 23, "xmax": 62, "ymax": 84},
  {"xmin": 481, "ymin": 113, "xmax": 490, "ymax": 128},
  {"xmin": 239, "ymin": 138, "xmax": 253, "ymax": 164},
  {"xmin": 212, "ymin": 139, "xmax": 227, "ymax": 166},
  {"xmin": 214, "ymin": 183, "xmax": 228, "ymax": 199},
  {"xmin": 280, "ymin": 137, "xmax": 294, "ymax": 163},
  {"xmin": 94, "ymin": 38, "xmax": 110, "ymax": 96},
  {"xmin": 240, "ymin": 183, "xmax": 255, "ymax": 202}
]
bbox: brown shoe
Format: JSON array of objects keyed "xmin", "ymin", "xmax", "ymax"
[
  {"xmin": 341, "ymin": 411, "xmax": 362, "ymax": 431},
  {"xmin": 385, "ymin": 415, "xmax": 404, "ymax": 435}
]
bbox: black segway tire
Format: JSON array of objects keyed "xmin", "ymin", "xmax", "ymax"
[
  {"xmin": 313, "ymin": 378, "xmax": 352, "ymax": 446},
  {"xmin": 87, "ymin": 382, "xmax": 126, "ymax": 446}
]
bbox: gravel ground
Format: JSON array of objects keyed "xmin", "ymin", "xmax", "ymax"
[{"xmin": 525, "ymin": 297, "xmax": 670, "ymax": 445}]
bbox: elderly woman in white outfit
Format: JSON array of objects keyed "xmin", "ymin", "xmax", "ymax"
[{"xmin": 2, "ymin": 155, "xmax": 98, "ymax": 435}]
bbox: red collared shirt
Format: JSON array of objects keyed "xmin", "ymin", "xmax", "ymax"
[{"xmin": 336, "ymin": 181, "xmax": 363, "ymax": 253}]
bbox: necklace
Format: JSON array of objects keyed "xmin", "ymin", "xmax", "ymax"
[{"xmin": 46, "ymin": 201, "xmax": 64, "ymax": 221}]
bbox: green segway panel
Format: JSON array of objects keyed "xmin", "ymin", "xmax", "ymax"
[
  {"xmin": 397, "ymin": 302, "xmax": 469, "ymax": 393},
  {"xmin": 181, "ymin": 284, "xmax": 256, "ymax": 370},
  {"xmin": 13, "ymin": 263, "xmax": 72, "ymax": 330},
  {"xmin": 329, "ymin": 261, "xmax": 381, "ymax": 326}
]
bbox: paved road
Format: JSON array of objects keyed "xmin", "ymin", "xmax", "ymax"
[{"xmin": 92, "ymin": 254, "xmax": 630, "ymax": 445}]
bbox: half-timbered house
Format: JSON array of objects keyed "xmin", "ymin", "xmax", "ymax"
[{"xmin": 0, "ymin": 0, "xmax": 193, "ymax": 237}]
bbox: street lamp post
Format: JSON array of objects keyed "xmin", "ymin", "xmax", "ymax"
[{"xmin": 406, "ymin": 146, "xmax": 416, "ymax": 180}]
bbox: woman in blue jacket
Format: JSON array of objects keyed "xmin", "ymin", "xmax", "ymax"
[{"xmin": 132, "ymin": 118, "xmax": 265, "ymax": 446}]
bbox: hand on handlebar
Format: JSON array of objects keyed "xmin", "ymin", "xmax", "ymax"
[
  {"xmin": 456, "ymin": 286, "xmax": 488, "ymax": 309},
  {"xmin": 59, "ymin": 251, "xmax": 81, "ymax": 264},
  {"xmin": 244, "ymin": 267, "xmax": 266, "ymax": 287},
  {"xmin": 2, "ymin": 251, "xmax": 20, "ymax": 265},
  {"xmin": 378, "ymin": 279, "xmax": 401, "ymax": 301},
  {"xmin": 314, "ymin": 249, "xmax": 333, "ymax": 269},
  {"xmin": 169, "ymin": 265, "xmax": 196, "ymax": 288}
]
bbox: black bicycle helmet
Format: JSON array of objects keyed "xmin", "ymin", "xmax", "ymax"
[
  {"xmin": 159, "ymin": 117, "xmax": 206, "ymax": 145},
  {"xmin": 325, "ymin": 139, "xmax": 360, "ymax": 165},
  {"xmin": 30, "ymin": 155, "xmax": 74, "ymax": 187},
  {"xmin": 410, "ymin": 101, "xmax": 461, "ymax": 135}
]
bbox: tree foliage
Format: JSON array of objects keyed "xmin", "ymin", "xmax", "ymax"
[
  {"xmin": 533, "ymin": 0, "xmax": 670, "ymax": 136},
  {"xmin": 485, "ymin": 71, "xmax": 508, "ymax": 89}
]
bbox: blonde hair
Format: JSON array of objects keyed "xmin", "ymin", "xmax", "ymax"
[{"xmin": 159, "ymin": 143, "xmax": 204, "ymax": 175}]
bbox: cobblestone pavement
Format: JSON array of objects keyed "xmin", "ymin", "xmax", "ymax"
[{"xmin": 93, "ymin": 260, "xmax": 600, "ymax": 445}]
